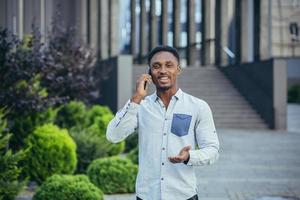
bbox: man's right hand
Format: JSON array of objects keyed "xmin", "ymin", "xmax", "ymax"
[{"xmin": 131, "ymin": 74, "xmax": 152, "ymax": 104}]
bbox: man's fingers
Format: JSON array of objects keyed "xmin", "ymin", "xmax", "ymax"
[
  {"xmin": 183, "ymin": 145, "xmax": 191, "ymax": 151},
  {"xmin": 168, "ymin": 156, "xmax": 184, "ymax": 163}
]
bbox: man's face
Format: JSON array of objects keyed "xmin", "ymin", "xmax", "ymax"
[{"xmin": 149, "ymin": 51, "xmax": 180, "ymax": 91}]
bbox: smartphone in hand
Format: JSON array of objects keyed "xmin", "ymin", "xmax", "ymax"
[{"xmin": 144, "ymin": 69, "xmax": 151, "ymax": 90}]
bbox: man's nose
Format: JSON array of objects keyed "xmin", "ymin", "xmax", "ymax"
[{"xmin": 159, "ymin": 66, "xmax": 167, "ymax": 73}]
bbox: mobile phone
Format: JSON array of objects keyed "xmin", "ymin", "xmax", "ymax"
[{"xmin": 144, "ymin": 68, "xmax": 151, "ymax": 90}]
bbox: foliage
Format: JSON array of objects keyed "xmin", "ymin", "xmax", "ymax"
[
  {"xmin": 0, "ymin": 109, "xmax": 27, "ymax": 200},
  {"xmin": 87, "ymin": 157, "xmax": 138, "ymax": 194},
  {"xmin": 127, "ymin": 147, "xmax": 138, "ymax": 165},
  {"xmin": 0, "ymin": 28, "xmax": 60, "ymax": 117},
  {"xmin": 124, "ymin": 132, "xmax": 138, "ymax": 153},
  {"xmin": 33, "ymin": 174, "xmax": 103, "ymax": 200},
  {"xmin": 10, "ymin": 108, "xmax": 57, "ymax": 148},
  {"xmin": 40, "ymin": 11, "xmax": 100, "ymax": 104},
  {"xmin": 55, "ymin": 101, "xmax": 87, "ymax": 129},
  {"xmin": 85, "ymin": 105, "xmax": 113, "ymax": 131},
  {"xmin": 56, "ymin": 101, "xmax": 125, "ymax": 162},
  {"xmin": 0, "ymin": 15, "xmax": 104, "ymax": 148},
  {"xmin": 288, "ymin": 84, "xmax": 300, "ymax": 103},
  {"xmin": 69, "ymin": 128, "xmax": 111, "ymax": 173},
  {"xmin": 24, "ymin": 124, "xmax": 77, "ymax": 184}
]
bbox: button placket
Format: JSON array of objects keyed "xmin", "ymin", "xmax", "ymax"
[{"xmin": 160, "ymin": 111, "xmax": 168, "ymax": 194}]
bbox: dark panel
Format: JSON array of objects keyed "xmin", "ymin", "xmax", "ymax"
[
  {"xmin": 215, "ymin": 0, "xmax": 221, "ymax": 66},
  {"xmin": 235, "ymin": 0, "xmax": 241, "ymax": 64},
  {"xmin": 253, "ymin": 0, "xmax": 260, "ymax": 61},
  {"xmin": 98, "ymin": 57, "xmax": 118, "ymax": 113},
  {"xmin": 219, "ymin": 59, "xmax": 275, "ymax": 128}
]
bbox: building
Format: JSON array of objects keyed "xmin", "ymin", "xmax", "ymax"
[{"xmin": 1, "ymin": 0, "xmax": 300, "ymax": 129}]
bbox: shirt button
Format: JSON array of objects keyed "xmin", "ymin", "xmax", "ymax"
[
  {"xmin": 161, "ymin": 178, "xmax": 164, "ymax": 181},
  {"xmin": 162, "ymin": 147, "xmax": 165, "ymax": 150},
  {"xmin": 162, "ymin": 162, "xmax": 164, "ymax": 165},
  {"xmin": 164, "ymin": 118, "xmax": 167, "ymax": 121},
  {"xmin": 164, "ymin": 133, "xmax": 167, "ymax": 136}
]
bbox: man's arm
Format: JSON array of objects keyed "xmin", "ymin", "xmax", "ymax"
[
  {"xmin": 186, "ymin": 101, "xmax": 219, "ymax": 166},
  {"xmin": 106, "ymin": 101, "xmax": 139, "ymax": 143},
  {"xmin": 106, "ymin": 73, "xmax": 152, "ymax": 143}
]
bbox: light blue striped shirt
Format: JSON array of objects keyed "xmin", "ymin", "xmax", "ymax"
[{"xmin": 107, "ymin": 89, "xmax": 219, "ymax": 200}]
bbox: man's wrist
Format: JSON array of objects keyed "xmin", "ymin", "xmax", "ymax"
[
  {"xmin": 183, "ymin": 155, "xmax": 190, "ymax": 165},
  {"xmin": 131, "ymin": 93, "xmax": 144, "ymax": 104}
]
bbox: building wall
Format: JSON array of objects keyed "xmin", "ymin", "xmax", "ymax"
[{"xmin": 271, "ymin": 0, "xmax": 300, "ymax": 58}]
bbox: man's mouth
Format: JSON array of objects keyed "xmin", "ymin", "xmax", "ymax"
[{"xmin": 158, "ymin": 76, "xmax": 170, "ymax": 84}]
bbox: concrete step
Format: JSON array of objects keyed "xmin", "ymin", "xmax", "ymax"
[{"xmin": 132, "ymin": 65, "xmax": 269, "ymax": 130}]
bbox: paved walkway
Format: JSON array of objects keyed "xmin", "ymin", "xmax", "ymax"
[
  {"xmin": 17, "ymin": 126, "xmax": 300, "ymax": 200},
  {"xmin": 105, "ymin": 129, "xmax": 300, "ymax": 200},
  {"xmin": 288, "ymin": 103, "xmax": 300, "ymax": 133}
]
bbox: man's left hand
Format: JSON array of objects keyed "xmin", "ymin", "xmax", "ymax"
[{"xmin": 168, "ymin": 146, "xmax": 191, "ymax": 164}]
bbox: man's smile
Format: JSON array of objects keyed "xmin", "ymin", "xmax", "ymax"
[{"xmin": 157, "ymin": 76, "xmax": 170, "ymax": 84}]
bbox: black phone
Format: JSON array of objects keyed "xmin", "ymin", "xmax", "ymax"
[{"xmin": 144, "ymin": 68, "xmax": 151, "ymax": 90}]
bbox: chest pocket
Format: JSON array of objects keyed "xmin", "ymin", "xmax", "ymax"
[{"xmin": 171, "ymin": 113, "xmax": 192, "ymax": 137}]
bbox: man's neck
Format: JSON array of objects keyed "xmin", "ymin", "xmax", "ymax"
[{"xmin": 156, "ymin": 87, "xmax": 178, "ymax": 109}]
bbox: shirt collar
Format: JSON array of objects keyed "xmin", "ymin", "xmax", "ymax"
[{"xmin": 150, "ymin": 88, "xmax": 183, "ymax": 102}]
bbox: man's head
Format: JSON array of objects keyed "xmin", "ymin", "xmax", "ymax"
[{"xmin": 147, "ymin": 46, "xmax": 181, "ymax": 92}]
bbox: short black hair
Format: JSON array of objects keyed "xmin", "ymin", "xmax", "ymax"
[{"xmin": 147, "ymin": 45, "xmax": 180, "ymax": 65}]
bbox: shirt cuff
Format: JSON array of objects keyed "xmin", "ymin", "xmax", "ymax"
[
  {"xmin": 185, "ymin": 150, "xmax": 197, "ymax": 166},
  {"xmin": 127, "ymin": 100, "xmax": 140, "ymax": 114}
]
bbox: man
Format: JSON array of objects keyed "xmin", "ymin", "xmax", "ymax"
[{"xmin": 106, "ymin": 46, "xmax": 219, "ymax": 200}]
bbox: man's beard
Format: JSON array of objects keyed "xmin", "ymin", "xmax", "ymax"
[{"xmin": 156, "ymin": 85, "xmax": 172, "ymax": 91}]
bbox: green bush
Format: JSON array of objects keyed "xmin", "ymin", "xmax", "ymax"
[
  {"xmin": 125, "ymin": 132, "xmax": 138, "ymax": 153},
  {"xmin": 87, "ymin": 157, "xmax": 138, "ymax": 194},
  {"xmin": 85, "ymin": 108, "xmax": 125, "ymax": 156},
  {"xmin": 10, "ymin": 108, "xmax": 57, "ymax": 149},
  {"xmin": 57, "ymin": 101, "xmax": 125, "ymax": 160},
  {"xmin": 55, "ymin": 101, "xmax": 87, "ymax": 129},
  {"xmin": 70, "ymin": 127, "xmax": 125, "ymax": 173},
  {"xmin": 0, "ymin": 109, "xmax": 27, "ymax": 200},
  {"xmin": 24, "ymin": 124, "xmax": 77, "ymax": 184},
  {"xmin": 288, "ymin": 85, "xmax": 300, "ymax": 103},
  {"xmin": 127, "ymin": 147, "xmax": 138, "ymax": 165},
  {"xmin": 85, "ymin": 105, "xmax": 114, "ymax": 135},
  {"xmin": 69, "ymin": 128, "xmax": 110, "ymax": 173},
  {"xmin": 87, "ymin": 125, "xmax": 125, "ymax": 157},
  {"xmin": 107, "ymin": 140, "xmax": 125, "ymax": 156},
  {"xmin": 33, "ymin": 174, "xmax": 103, "ymax": 200}
]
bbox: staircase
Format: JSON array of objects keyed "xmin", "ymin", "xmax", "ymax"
[{"xmin": 132, "ymin": 65, "xmax": 269, "ymax": 129}]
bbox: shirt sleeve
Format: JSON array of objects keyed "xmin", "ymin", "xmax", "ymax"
[
  {"xmin": 186, "ymin": 101, "xmax": 220, "ymax": 166},
  {"xmin": 106, "ymin": 100, "xmax": 139, "ymax": 143}
]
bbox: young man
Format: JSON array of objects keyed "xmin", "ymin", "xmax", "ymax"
[{"xmin": 106, "ymin": 46, "xmax": 219, "ymax": 200}]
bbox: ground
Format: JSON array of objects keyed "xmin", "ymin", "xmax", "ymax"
[{"xmin": 17, "ymin": 104, "xmax": 300, "ymax": 200}]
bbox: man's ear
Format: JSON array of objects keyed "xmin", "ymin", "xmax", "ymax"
[{"xmin": 177, "ymin": 65, "xmax": 181, "ymax": 75}]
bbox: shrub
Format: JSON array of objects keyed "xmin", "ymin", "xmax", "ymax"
[
  {"xmin": 33, "ymin": 174, "xmax": 103, "ymax": 200},
  {"xmin": 127, "ymin": 147, "xmax": 138, "ymax": 165},
  {"xmin": 288, "ymin": 85, "xmax": 300, "ymax": 103},
  {"xmin": 24, "ymin": 124, "xmax": 77, "ymax": 184},
  {"xmin": 107, "ymin": 139, "xmax": 125, "ymax": 156},
  {"xmin": 0, "ymin": 20, "xmax": 104, "ymax": 148},
  {"xmin": 10, "ymin": 108, "xmax": 57, "ymax": 148},
  {"xmin": 69, "ymin": 128, "xmax": 110, "ymax": 173},
  {"xmin": 55, "ymin": 101, "xmax": 87, "ymax": 129},
  {"xmin": 0, "ymin": 109, "xmax": 27, "ymax": 200},
  {"xmin": 57, "ymin": 102, "xmax": 125, "ymax": 165},
  {"xmin": 70, "ymin": 127, "xmax": 125, "ymax": 173},
  {"xmin": 87, "ymin": 157, "xmax": 138, "ymax": 194},
  {"xmin": 85, "ymin": 105, "xmax": 113, "ymax": 127},
  {"xmin": 85, "ymin": 105, "xmax": 114, "ymax": 135},
  {"xmin": 125, "ymin": 132, "xmax": 138, "ymax": 153}
]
